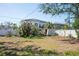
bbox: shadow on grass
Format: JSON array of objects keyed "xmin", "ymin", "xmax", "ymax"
[
  {"xmin": 0, "ymin": 41, "xmax": 79, "ymax": 56},
  {"xmin": 0, "ymin": 44, "xmax": 61, "ymax": 56}
]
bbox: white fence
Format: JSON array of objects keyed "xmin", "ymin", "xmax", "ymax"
[{"xmin": 47, "ymin": 29, "xmax": 77, "ymax": 38}]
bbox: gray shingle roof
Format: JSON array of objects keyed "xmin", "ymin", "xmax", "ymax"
[{"xmin": 23, "ymin": 19, "xmax": 47, "ymax": 23}]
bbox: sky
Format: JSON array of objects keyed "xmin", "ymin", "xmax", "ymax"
[{"xmin": 0, "ymin": 3, "xmax": 68, "ymax": 24}]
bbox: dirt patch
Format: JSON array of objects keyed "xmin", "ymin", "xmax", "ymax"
[{"xmin": 0, "ymin": 36, "xmax": 79, "ymax": 53}]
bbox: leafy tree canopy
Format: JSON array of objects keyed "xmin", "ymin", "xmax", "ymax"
[
  {"xmin": 73, "ymin": 18, "xmax": 79, "ymax": 29},
  {"xmin": 39, "ymin": 3, "xmax": 79, "ymax": 18}
]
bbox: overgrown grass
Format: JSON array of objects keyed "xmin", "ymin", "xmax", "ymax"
[
  {"xmin": 63, "ymin": 51, "xmax": 79, "ymax": 56},
  {"xmin": 0, "ymin": 36, "xmax": 79, "ymax": 56},
  {"xmin": 0, "ymin": 42, "xmax": 79, "ymax": 56},
  {"xmin": 0, "ymin": 45, "xmax": 60, "ymax": 56}
]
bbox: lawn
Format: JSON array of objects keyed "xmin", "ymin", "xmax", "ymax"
[{"xmin": 0, "ymin": 36, "xmax": 79, "ymax": 56}]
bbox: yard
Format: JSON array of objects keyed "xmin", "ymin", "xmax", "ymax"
[{"xmin": 0, "ymin": 36, "xmax": 79, "ymax": 56}]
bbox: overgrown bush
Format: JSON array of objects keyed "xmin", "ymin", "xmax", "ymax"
[
  {"xmin": 19, "ymin": 22, "xmax": 32, "ymax": 37},
  {"xmin": 31, "ymin": 25, "xmax": 39, "ymax": 36},
  {"xmin": 19, "ymin": 20, "xmax": 42, "ymax": 37}
]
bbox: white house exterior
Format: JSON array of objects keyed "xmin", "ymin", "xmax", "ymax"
[
  {"xmin": 21, "ymin": 19, "xmax": 78, "ymax": 38},
  {"xmin": 23, "ymin": 19, "xmax": 46, "ymax": 28}
]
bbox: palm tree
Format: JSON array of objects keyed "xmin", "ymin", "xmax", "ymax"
[{"xmin": 44, "ymin": 22, "xmax": 53, "ymax": 29}]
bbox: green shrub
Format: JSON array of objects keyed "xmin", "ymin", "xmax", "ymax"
[
  {"xmin": 19, "ymin": 20, "xmax": 41, "ymax": 38},
  {"xmin": 64, "ymin": 51, "xmax": 79, "ymax": 56}
]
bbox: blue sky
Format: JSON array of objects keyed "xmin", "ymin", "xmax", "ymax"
[{"xmin": 0, "ymin": 3, "xmax": 68, "ymax": 24}]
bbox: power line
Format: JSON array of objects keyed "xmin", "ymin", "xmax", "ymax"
[
  {"xmin": 0, "ymin": 16, "xmax": 22, "ymax": 19},
  {"xmin": 23, "ymin": 7, "xmax": 38, "ymax": 19},
  {"xmin": 0, "ymin": 8, "xmax": 38, "ymax": 20}
]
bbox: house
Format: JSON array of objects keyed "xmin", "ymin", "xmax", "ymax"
[
  {"xmin": 22, "ymin": 19, "xmax": 47, "ymax": 28},
  {"xmin": 0, "ymin": 19, "xmax": 47, "ymax": 36},
  {"xmin": 0, "ymin": 19, "xmax": 77, "ymax": 38},
  {"xmin": 23, "ymin": 19, "xmax": 66, "ymax": 29},
  {"xmin": 23, "ymin": 19, "xmax": 68, "ymax": 36}
]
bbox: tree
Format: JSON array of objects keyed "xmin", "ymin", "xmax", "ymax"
[
  {"xmin": 0, "ymin": 22, "xmax": 18, "ymax": 36},
  {"xmin": 39, "ymin": 3, "xmax": 79, "ymax": 38},
  {"xmin": 19, "ymin": 21, "xmax": 32, "ymax": 37},
  {"xmin": 11, "ymin": 23, "xmax": 18, "ymax": 30},
  {"xmin": 31, "ymin": 25, "xmax": 39, "ymax": 36},
  {"xmin": 73, "ymin": 18, "xmax": 79, "ymax": 38},
  {"xmin": 73, "ymin": 18, "xmax": 79, "ymax": 29},
  {"xmin": 40, "ymin": 3, "xmax": 79, "ymax": 18},
  {"xmin": 19, "ymin": 20, "xmax": 40, "ymax": 37},
  {"xmin": 5, "ymin": 22, "xmax": 13, "ymax": 29},
  {"xmin": 0, "ymin": 23, "xmax": 5, "ymax": 29},
  {"xmin": 5, "ymin": 22, "xmax": 17, "ymax": 29},
  {"xmin": 44, "ymin": 22, "xmax": 53, "ymax": 29}
]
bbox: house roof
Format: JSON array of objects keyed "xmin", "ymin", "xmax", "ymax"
[
  {"xmin": 53, "ymin": 23, "xmax": 65, "ymax": 26},
  {"xmin": 23, "ymin": 19, "xmax": 47, "ymax": 23},
  {"xmin": 22, "ymin": 18, "xmax": 65, "ymax": 25}
]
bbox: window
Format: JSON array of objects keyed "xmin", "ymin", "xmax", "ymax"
[
  {"xmin": 35, "ymin": 23, "xmax": 38, "ymax": 27},
  {"xmin": 39, "ymin": 24, "xmax": 44, "ymax": 28}
]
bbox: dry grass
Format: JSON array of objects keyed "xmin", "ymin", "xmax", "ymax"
[{"xmin": 0, "ymin": 36, "xmax": 79, "ymax": 53}]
